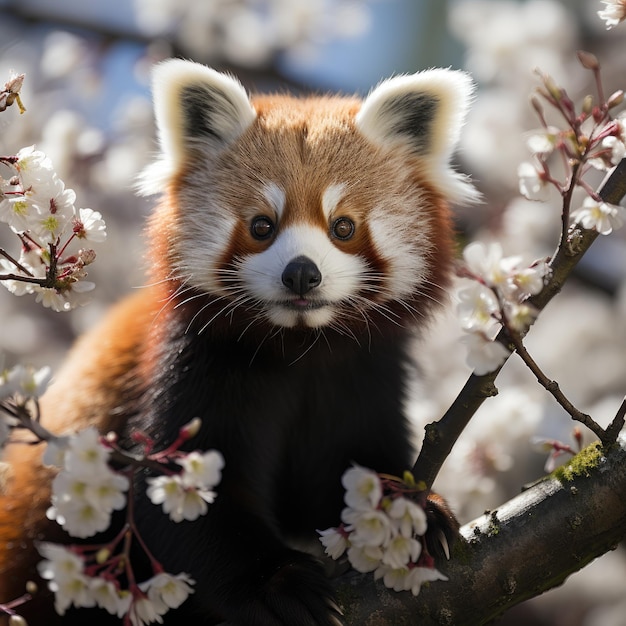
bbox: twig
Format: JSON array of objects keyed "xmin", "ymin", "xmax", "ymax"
[
  {"xmin": 605, "ymin": 396, "xmax": 626, "ymax": 444},
  {"xmin": 504, "ymin": 329, "xmax": 606, "ymax": 442}
]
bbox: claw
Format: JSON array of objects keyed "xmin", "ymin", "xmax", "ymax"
[{"xmin": 438, "ymin": 529, "xmax": 451, "ymax": 560}]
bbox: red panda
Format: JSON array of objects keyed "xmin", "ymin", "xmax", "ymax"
[{"xmin": 0, "ymin": 60, "xmax": 477, "ymax": 625}]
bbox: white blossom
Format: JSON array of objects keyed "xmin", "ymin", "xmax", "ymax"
[
  {"xmin": 341, "ymin": 465, "xmax": 382, "ymax": 511},
  {"xmin": 177, "ymin": 449, "xmax": 224, "ymax": 490},
  {"xmin": 47, "ymin": 427, "xmax": 128, "ymax": 538},
  {"xmin": 570, "ymin": 196, "xmax": 625, "ymax": 235},
  {"xmin": 63, "ymin": 427, "xmax": 111, "ymax": 476},
  {"xmin": 518, "ymin": 161, "xmax": 551, "ymax": 202},
  {"xmin": 374, "ymin": 565, "xmax": 412, "ymax": 593},
  {"xmin": 73, "ymin": 208, "xmax": 107, "ymax": 242},
  {"xmin": 343, "ymin": 509, "xmax": 393, "ymax": 549},
  {"xmin": 526, "ymin": 127, "xmax": 559, "ymax": 155},
  {"xmin": 405, "ymin": 566, "xmax": 449, "ymax": 596},
  {"xmin": 90, "ymin": 577, "xmax": 132, "ymax": 617},
  {"xmin": 140, "ymin": 572, "xmax": 195, "ymax": 612},
  {"xmin": 128, "ymin": 593, "xmax": 166, "ymax": 626},
  {"xmin": 318, "ymin": 527, "xmax": 349, "ymax": 560},
  {"xmin": 381, "ymin": 534, "xmax": 422, "ymax": 570},
  {"xmin": 462, "ymin": 242, "xmax": 521, "ymax": 289},
  {"xmin": 387, "ymin": 497, "xmax": 428, "ymax": 538},
  {"xmin": 457, "ymin": 283, "xmax": 499, "ymax": 332},
  {"xmin": 36, "ymin": 542, "xmax": 96, "ymax": 615},
  {"xmin": 346, "ymin": 544, "xmax": 384, "ymax": 573},
  {"xmin": 146, "ymin": 473, "xmax": 216, "ymax": 522},
  {"xmin": 461, "ymin": 331, "xmax": 511, "ymax": 375},
  {"xmin": 598, "ymin": 0, "xmax": 626, "ymax": 29},
  {"xmin": 0, "ymin": 363, "xmax": 52, "ymax": 399}
]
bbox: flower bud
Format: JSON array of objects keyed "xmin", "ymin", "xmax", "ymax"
[
  {"xmin": 607, "ymin": 90, "xmax": 624, "ymax": 109},
  {"xmin": 9, "ymin": 615, "xmax": 28, "ymax": 626},
  {"xmin": 96, "ymin": 547, "xmax": 111, "ymax": 564},
  {"xmin": 180, "ymin": 417, "xmax": 202, "ymax": 440},
  {"xmin": 581, "ymin": 95, "xmax": 594, "ymax": 115},
  {"xmin": 577, "ymin": 50, "xmax": 600, "ymax": 71},
  {"xmin": 25, "ymin": 580, "xmax": 38, "ymax": 595}
]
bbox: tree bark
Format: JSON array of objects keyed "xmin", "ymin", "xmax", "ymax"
[{"xmin": 335, "ymin": 437, "xmax": 626, "ymax": 625}]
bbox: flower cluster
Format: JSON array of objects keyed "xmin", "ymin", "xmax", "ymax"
[
  {"xmin": 517, "ymin": 60, "xmax": 626, "ymax": 237},
  {"xmin": 0, "ymin": 146, "xmax": 106, "ymax": 311},
  {"xmin": 0, "ymin": 360, "xmax": 53, "ymax": 448},
  {"xmin": 318, "ymin": 466, "xmax": 447, "ymax": 596},
  {"xmin": 146, "ymin": 449, "xmax": 224, "ymax": 522},
  {"xmin": 45, "ymin": 427, "xmax": 129, "ymax": 538},
  {"xmin": 32, "ymin": 421, "xmax": 224, "ymax": 624},
  {"xmin": 457, "ymin": 242, "xmax": 550, "ymax": 375},
  {"xmin": 37, "ymin": 542, "xmax": 195, "ymax": 625}
]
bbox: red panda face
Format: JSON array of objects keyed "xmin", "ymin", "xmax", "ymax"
[{"xmin": 140, "ymin": 61, "xmax": 478, "ymax": 333}]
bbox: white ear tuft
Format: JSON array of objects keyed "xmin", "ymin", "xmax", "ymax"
[
  {"xmin": 138, "ymin": 59, "xmax": 256, "ymax": 195},
  {"xmin": 356, "ymin": 69, "xmax": 479, "ymax": 203}
]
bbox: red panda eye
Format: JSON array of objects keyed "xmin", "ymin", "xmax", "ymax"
[
  {"xmin": 250, "ymin": 216, "xmax": 275, "ymax": 240},
  {"xmin": 331, "ymin": 217, "xmax": 355, "ymax": 241}
]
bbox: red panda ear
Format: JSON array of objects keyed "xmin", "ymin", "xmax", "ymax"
[
  {"xmin": 356, "ymin": 69, "xmax": 479, "ymax": 203},
  {"xmin": 138, "ymin": 59, "xmax": 256, "ymax": 195}
]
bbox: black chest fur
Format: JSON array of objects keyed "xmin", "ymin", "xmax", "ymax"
[{"xmin": 125, "ymin": 314, "xmax": 416, "ymax": 622}]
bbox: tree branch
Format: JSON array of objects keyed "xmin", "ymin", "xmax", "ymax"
[{"xmin": 336, "ymin": 437, "xmax": 626, "ymax": 625}]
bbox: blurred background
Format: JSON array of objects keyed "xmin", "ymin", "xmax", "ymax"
[{"xmin": 1, "ymin": 0, "xmax": 626, "ymax": 623}]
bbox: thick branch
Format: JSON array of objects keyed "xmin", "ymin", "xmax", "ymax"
[
  {"xmin": 412, "ymin": 158, "xmax": 626, "ymax": 488},
  {"xmin": 336, "ymin": 437, "xmax": 626, "ymax": 625}
]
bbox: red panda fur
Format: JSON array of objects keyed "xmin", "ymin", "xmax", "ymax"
[{"xmin": 0, "ymin": 60, "xmax": 476, "ymax": 625}]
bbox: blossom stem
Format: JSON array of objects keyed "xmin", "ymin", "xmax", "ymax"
[
  {"xmin": 503, "ymin": 327, "xmax": 607, "ymax": 442},
  {"xmin": 0, "ymin": 247, "xmax": 35, "ymax": 277}
]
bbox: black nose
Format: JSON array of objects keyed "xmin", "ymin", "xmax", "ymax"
[{"xmin": 281, "ymin": 256, "xmax": 322, "ymax": 296}]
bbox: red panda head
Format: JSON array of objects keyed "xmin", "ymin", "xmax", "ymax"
[{"xmin": 140, "ymin": 60, "xmax": 477, "ymax": 335}]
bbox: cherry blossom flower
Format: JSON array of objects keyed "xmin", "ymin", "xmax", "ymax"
[
  {"xmin": 73, "ymin": 208, "xmax": 107, "ymax": 242},
  {"xmin": 570, "ymin": 196, "xmax": 625, "ymax": 235},
  {"xmin": 342, "ymin": 509, "xmax": 394, "ymax": 548},
  {"xmin": 460, "ymin": 331, "xmax": 510, "ymax": 376},
  {"xmin": 598, "ymin": 0, "xmax": 626, "ymax": 29},
  {"xmin": 127, "ymin": 592, "xmax": 166, "ymax": 626},
  {"xmin": 176, "ymin": 449, "xmax": 224, "ymax": 490},
  {"xmin": 462, "ymin": 242, "xmax": 521, "ymax": 290},
  {"xmin": 318, "ymin": 527, "xmax": 349, "ymax": 560},
  {"xmin": 0, "ymin": 363, "xmax": 52, "ymax": 399},
  {"xmin": 457, "ymin": 283, "xmax": 499, "ymax": 332},
  {"xmin": 36, "ymin": 543, "xmax": 95, "ymax": 615},
  {"xmin": 146, "ymin": 472, "xmax": 217, "ymax": 522},
  {"xmin": 405, "ymin": 565, "xmax": 448, "ymax": 596},
  {"xmin": 89, "ymin": 577, "xmax": 132, "ymax": 618},
  {"xmin": 341, "ymin": 465, "xmax": 382, "ymax": 511},
  {"xmin": 525, "ymin": 127, "xmax": 560, "ymax": 155},
  {"xmin": 140, "ymin": 572, "xmax": 195, "ymax": 612},
  {"xmin": 47, "ymin": 427, "xmax": 129, "ymax": 537},
  {"xmin": 517, "ymin": 161, "xmax": 551, "ymax": 202},
  {"xmin": 346, "ymin": 544, "xmax": 384, "ymax": 573},
  {"xmin": 387, "ymin": 497, "xmax": 428, "ymax": 538},
  {"xmin": 381, "ymin": 534, "xmax": 422, "ymax": 570}
]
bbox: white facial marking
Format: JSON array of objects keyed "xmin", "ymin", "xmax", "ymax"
[
  {"xmin": 238, "ymin": 224, "xmax": 366, "ymax": 328},
  {"xmin": 321, "ymin": 183, "xmax": 346, "ymax": 219},
  {"xmin": 263, "ymin": 182, "xmax": 286, "ymax": 218}
]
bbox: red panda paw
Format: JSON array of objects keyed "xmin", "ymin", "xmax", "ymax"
[
  {"xmin": 424, "ymin": 492, "xmax": 461, "ymax": 562},
  {"xmin": 224, "ymin": 552, "xmax": 343, "ymax": 626}
]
